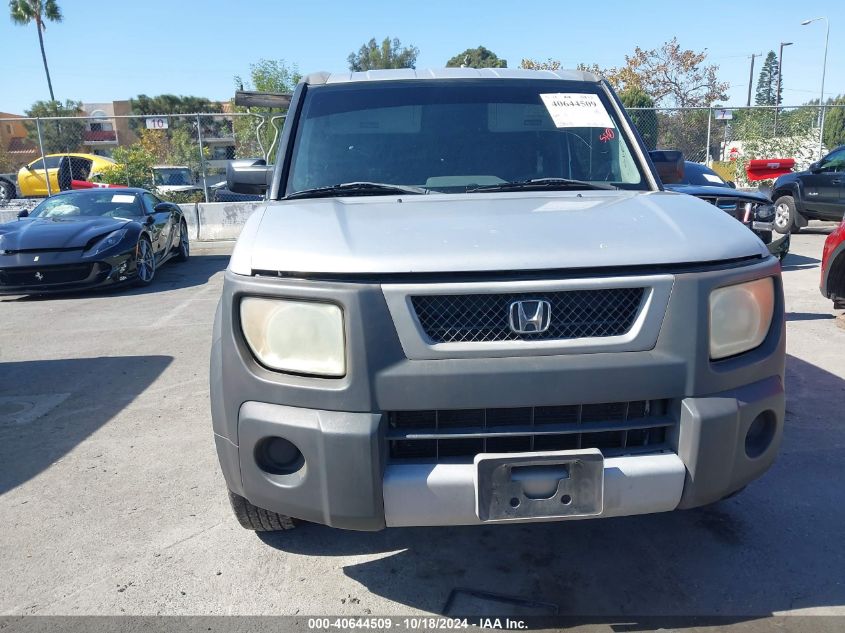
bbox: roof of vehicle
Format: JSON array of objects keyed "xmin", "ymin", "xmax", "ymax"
[
  {"xmin": 31, "ymin": 153, "xmax": 116, "ymax": 163},
  {"xmin": 303, "ymin": 68, "xmax": 601, "ymax": 85},
  {"xmin": 152, "ymin": 165, "xmax": 190, "ymax": 169},
  {"xmin": 664, "ymin": 183, "xmax": 770, "ymax": 202}
]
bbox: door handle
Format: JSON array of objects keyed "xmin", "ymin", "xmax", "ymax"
[{"xmin": 832, "ymin": 179, "xmax": 842, "ymax": 185}]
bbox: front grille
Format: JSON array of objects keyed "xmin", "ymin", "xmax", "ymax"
[
  {"xmin": 0, "ymin": 263, "xmax": 94, "ymax": 286},
  {"xmin": 388, "ymin": 400, "xmax": 673, "ymax": 462},
  {"xmin": 411, "ymin": 288, "xmax": 645, "ymax": 343},
  {"xmin": 700, "ymin": 196, "xmax": 745, "ymax": 220}
]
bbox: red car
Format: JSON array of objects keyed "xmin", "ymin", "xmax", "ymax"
[{"xmin": 821, "ymin": 219, "xmax": 845, "ymax": 309}]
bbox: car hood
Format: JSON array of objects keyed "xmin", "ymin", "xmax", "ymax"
[
  {"xmin": 238, "ymin": 190, "xmax": 770, "ymax": 275},
  {"xmin": 664, "ymin": 184, "xmax": 771, "ymax": 203},
  {"xmin": 0, "ymin": 216, "xmax": 130, "ymax": 251}
]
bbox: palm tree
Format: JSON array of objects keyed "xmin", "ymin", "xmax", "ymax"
[{"xmin": 9, "ymin": 0, "xmax": 63, "ymax": 101}]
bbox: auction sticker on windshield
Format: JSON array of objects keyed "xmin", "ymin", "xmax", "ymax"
[
  {"xmin": 540, "ymin": 93, "xmax": 615, "ymax": 129},
  {"xmin": 111, "ymin": 194, "xmax": 136, "ymax": 203}
]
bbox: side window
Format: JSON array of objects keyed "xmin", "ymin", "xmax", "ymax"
[
  {"xmin": 43, "ymin": 156, "xmax": 62, "ymax": 169},
  {"xmin": 29, "ymin": 159, "xmax": 43, "ymax": 170},
  {"xmin": 141, "ymin": 193, "xmax": 160, "ymax": 213},
  {"xmin": 822, "ymin": 150, "xmax": 845, "ymax": 172}
]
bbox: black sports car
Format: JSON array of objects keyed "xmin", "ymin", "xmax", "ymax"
[
  {"xmin": 0, "ymin": 188, "xmax": 189, "ymax": 294},
  {"xmin": 663, "ymin": 160, "xmax": 790, "ymax": 260}
]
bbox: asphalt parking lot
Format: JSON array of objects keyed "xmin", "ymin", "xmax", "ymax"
[{"xmin": 1, "ymin": 229, "xmax": 843, "ymax": 626}]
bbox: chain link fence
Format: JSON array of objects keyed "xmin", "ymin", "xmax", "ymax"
[
  {"xmin": 2, "ymin": 105, "xmax": 844, "ymax": 204},
  {"xmin": 0, "ymin": 112, "xmax": 286, "ymax": 205},
  {"xmin": 628, "ymin": 104, "xmax": 845, "ymax": 185}
]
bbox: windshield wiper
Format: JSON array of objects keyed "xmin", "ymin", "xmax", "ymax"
[
  {"xmin": 467, "ymin": 178, "xmax": 617, "ymax": 193},
  {"xmin": 285, "ymin": 182, "xmax": 428, "ymax": 200}
]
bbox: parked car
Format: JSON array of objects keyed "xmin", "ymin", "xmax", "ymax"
[
  {"xmin": 211, "ymin": 69, "xmax": 785, "ymax": 535},
  {"xmin": 771, "ymin": 145, "xmax": 845, "ymax": 234},
  {"xmin": 15, "ymin": 153, "xmax": 116, "ymax": 198},
  {"xmin": 821, "ymin": 217, "xmax": 845, "ymax": 309},
  {"xmin": 657, "ymin": 157, "xmax": 789, "ymax": 260},
  {"xmin": 152, "ymin": 165, "xmax": 204, "ymax": 197},
  {"xmin": 0, "ymin": 188, "xmax": 188, "ymax": 294}
]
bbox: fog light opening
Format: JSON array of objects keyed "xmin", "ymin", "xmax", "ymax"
[
  {"xmin": 560, "ymin": 494, "xmax": 572, "ymax": 505},
  {"xmin": 745, "ymin": 411, "xmax": 777, "ymax": 459},
  {"xmin": 254, "ymin": 436, "xmax": 305, "ymax": 476},
  {"xmin": 509, "ymin": 497, "xmax": 520, "ymax": 508}
]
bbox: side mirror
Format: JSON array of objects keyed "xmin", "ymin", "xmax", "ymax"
[
  {"xmin": 809, "ymin": 161, "xmax": 822, "ymax": 173},
  {"xmin": 17, "ymin": 209, "xmax": 29, "ymax": 218},
  {"xmin": 726, "ymin": 180, "xmax": 737, "ymax": 189},
  {"xmin": 227, "ymin": 159, "xmax": 271, "ymax": 195},
  {"xmin": 649, "ymin": 150, "xmax": 685, "ymax": 184},
  {"xmin": 153, "ymin": 202, "xmax": 171, "ymax": 212}
]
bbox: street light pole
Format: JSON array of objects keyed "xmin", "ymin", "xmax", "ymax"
[
  {"xmin": 747, "ymin": 52, "xmax": 761, "ymax": 107},
  {"xmin": 802, "ymin": 17, "xmax": 830, "ymax": 159},
  {"xmin": 773, "ymin": 42, "xmax": 792, "ymax": 135}
]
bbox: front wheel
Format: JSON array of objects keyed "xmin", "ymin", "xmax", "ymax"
[
  {"xmin": 228, "ymin": 490, "xmax": 297, "ymax": 531},
  {"xmin": 135, "ymin": 237, "xmax": 156, "ymax": 286},
  {"xmin": 774, "ymin": 196, "xmax": 798, "ymax": 234},
  {"xmin": 0, "ymin": 179, "xmax": 15, "ymax": 203}
]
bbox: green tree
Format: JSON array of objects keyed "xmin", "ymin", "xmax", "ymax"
[
  {"xmin": 233, "ymin": 59, "xmax": 301, "ymax": 161},
  {"xmin": 823, "ymin": 97, "xmax": 845, "ymax": 149},
  {"xmin": 129, "ymin": 94, "xmax": 223, "ymax": 134},
  {"xmin": 9, "ymin": 0, "xmax": 63, "ymax": 101},
  {"xmin": 446, "ymin": 46, "xmax": 506, "ymax": 68},
  {"xmin": 619, "ymin": 88, "xmax": 658, "ymax": 150},
  {"xmin": 348, "ymin": 37, "xmax": 418, "ymax": 71},
  {"xmin": 755, "ymin": 51, "xmax": 779, "ymax": 106},
  {"xmin": 24, "ymin": 99, "xmax": 85, "ymax": 153},
  {"xmin": 520, "ymin": 58, "xmax": 562, "ymax": 71},
  {"xmin": 98, "ymin": 144, "xmax": 155, "ymax": 189}
]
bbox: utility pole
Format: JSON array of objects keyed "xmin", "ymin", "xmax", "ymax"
[{"xmin": 747, "ymin": 53, "xmax": 761, "ymax": 107}]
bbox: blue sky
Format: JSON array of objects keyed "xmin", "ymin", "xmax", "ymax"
[{"xmin": 1, "ymin": 0, "xmax": 842, "ymax": 114}]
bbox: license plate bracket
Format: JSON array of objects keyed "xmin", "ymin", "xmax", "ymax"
[{"xmin": 475, "ymin": 449, "xmax": 604, "ymax": 522}]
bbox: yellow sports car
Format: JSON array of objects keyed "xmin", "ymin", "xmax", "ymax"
[{"xmin": 17, "ymin": 153, "xmax": 116, "ymax": 197}]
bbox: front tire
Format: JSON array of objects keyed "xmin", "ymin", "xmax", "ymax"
[
  {"xmin": 0, "ymin": 179, "xmax": 15, "ymax": 203},
  {"xmin": 135, "ymin": 236, "xmax": 156, "ymax": 286},
  {"xmin": 228, "ymin": 490, "xmax": 296, "ymax": 531},
  {"xmin": 174, "ymin": 221, "xmax": 189, "ymax": 262},
  {"xmin": 774, "ymin": 196, "xmax": 798, "ymax": 234}
]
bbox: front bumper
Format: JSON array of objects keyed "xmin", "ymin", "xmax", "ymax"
[
  {"xmin": 216, "ymin": 375, "xmax": 783, "ymax": 530},
  {"xmin": 0, "ymin": 249, "xmax": 137, "ymax": 295},
  {"xmin": 211, "ymin": 256, "xmax": 786, "ymax": 530}
]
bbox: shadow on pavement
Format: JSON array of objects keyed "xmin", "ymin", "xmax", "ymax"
[
  {"xmin": 780, "ymin": 252, "xmax": 821, "ymax": 272},
  {"xmin": 785, "ymin": 312, "xmax": 834, "ymax": 322},
  {"xmin": 257, "ymin": 354, "xmax": 845, "ymax": 623},
  {"xmin": 0, "ymin": 355, "xmax": 172, "ymax": 495},
  {"xmin": 0, "ymin": 253, "xmax": 229, "ymax": 302}
]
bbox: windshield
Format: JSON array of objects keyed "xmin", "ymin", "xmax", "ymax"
[
  {"xmin": 286, "ymin": 80, "xmax": 648, "ymax": 196},
  {"xmin": 29, "ymin": 191, "xmax": 143, "ymax": 218},
  {"xmin": 680, "ymin": 162, "xmax": 729, "ymax": 187},
  {"xmin": 154, "ymin": 168, "xmax": 194, "ymax": 186}
]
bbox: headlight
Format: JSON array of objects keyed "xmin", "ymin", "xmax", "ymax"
[
  {"xmin": 751, "ymin": 202, "xmax": 775, "ymax": 220},
  {"xmin": 709, "ymin": 277, "xmax": 775, "ymax": 360},
  {"xmin": 87, "ymin": 228, "xmax": 128, "ymax": 256},
  {"xmin": 240, "ymin": 297, "xmax": 345, "ymax": 377}
]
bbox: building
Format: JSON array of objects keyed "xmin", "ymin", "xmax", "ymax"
[
  {"xmin": 0, "ymin": 112, "xmax": 38, "ymax": 169},
  {"xmin": 80, "ymin": 101, "xmax": 136, "ymax": 157}
]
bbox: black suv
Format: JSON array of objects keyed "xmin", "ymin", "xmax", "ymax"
[{"xmin": 772, "ymin": 146, "xmax": 845, "ymax": 233}]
